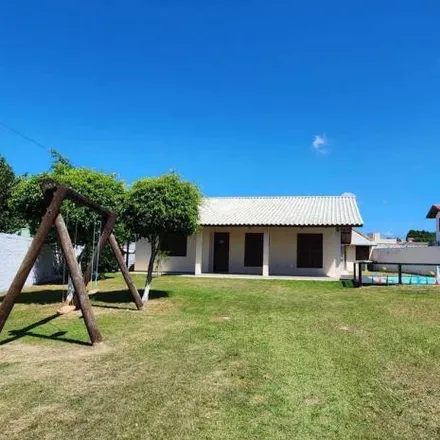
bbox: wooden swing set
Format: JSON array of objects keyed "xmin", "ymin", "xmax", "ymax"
[{"xmin": 0, "ymin": 179, "xmax": 143, "ymax": 345}]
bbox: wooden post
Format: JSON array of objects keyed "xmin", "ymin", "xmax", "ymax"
[
  {"xmin": 108, "ymin": 233, "xmax": 143, "ymax": 310},
  {"xmin": 55, "ymin": 214, "xmax": 103, "ymax": 345},
  {"xmin": 398, "ymin": 264, "xmax": 403, "ymax": 285},
  {"xmin": 0, "ymin": 187, "xmax": 67, "ymax": 333},
  {"xmin": 359, "ymin": 262, "xmax": 363, "ymax": 287}
]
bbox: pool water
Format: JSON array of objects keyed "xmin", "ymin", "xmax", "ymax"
[{"xmin": 364, "ymin": 275, "xmax": 438, "ymax": 285}]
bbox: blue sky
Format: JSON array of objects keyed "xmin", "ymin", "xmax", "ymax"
[{"xmin": 1, "ymin": 1, "xmax": 439, "ymax": 237}]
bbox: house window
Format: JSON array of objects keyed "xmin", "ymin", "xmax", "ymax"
[
  {"xmin": 297, "ymin": 234, "xmax": 323, "ymax": 268},
  {"xmin": 160, "ymin": 234, "xmax": 187, "ymax": 257},
  {"xmin": 355, "ymin": 246, "xmax": 370, "ymax": 261},
  {"xmin": 244, "ymin": 233, "xmax": 264, "ymax": 267}
]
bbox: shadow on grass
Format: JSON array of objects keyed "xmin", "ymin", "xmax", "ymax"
[
  {"xmin": 1, "ymin": 290, "xmax": 66, "ymax": 305},
  {"xmin": 0, "ymin": 289, "xmax": 169, "ymax": 307},
  {"xmin": 90, "ymin": 289, "xmax": 169, "ymax": 310},
  {"xmin": 0, "ymin": 313, "xmax": 91, "ymax": 347},
  {"xmin": 90, "ymin": 289, "xmax": 169, "ymax": 303},
  {"xmin": 341, "ymin": 280, "xmax": 356, "ymax": 288}
]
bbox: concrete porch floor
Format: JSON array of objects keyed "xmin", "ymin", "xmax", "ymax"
[
  {"xmin": 134, "ymin": 271, "xmax": 339, "ymax": 281},
  {"xmin": 179, "ymin": 273, "xmax": 338, "ymax": 281}
]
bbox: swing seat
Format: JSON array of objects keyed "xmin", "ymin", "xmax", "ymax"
[{"xmin": 57, "ymin": 304, "xmax": 76, "ymax": 315}]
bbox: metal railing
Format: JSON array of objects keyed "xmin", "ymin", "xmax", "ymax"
[{"xmin": 353, "ymin": 261, "xmax": 440, "ymax": 287}]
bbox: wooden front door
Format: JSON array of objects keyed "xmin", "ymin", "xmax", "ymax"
[{"xmin": 213, "ymin": 232, "xmax": 229, "ymax": 273}]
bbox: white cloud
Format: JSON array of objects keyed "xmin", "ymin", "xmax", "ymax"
[
  {"xmin": 384, "ymin": 231, "xmax": 394, "ymax": 238},
  {"xmin": 312, "ymin": 134, "xmax": 328, "ymax": 154}
]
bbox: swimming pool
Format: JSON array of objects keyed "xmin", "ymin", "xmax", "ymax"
[{"xmin": 363, "ymin": 275, "xmax": 438, "ymax": 285}]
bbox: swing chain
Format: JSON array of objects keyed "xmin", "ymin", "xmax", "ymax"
[{"xmin": 94, "ymin": 217, "xmax": 102, "ymax": 288}]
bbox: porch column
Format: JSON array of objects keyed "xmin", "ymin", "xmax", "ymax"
[
  {"xmin": 262, "ymin": 229, "xmax": 270, "ymax": 277},
  {"xmin": 195, "ymin": 231, "xmax": 203, "ymax": 275},
  {"xmin": 335, "ymin": 228, "xmax": 342, "ymax": 278}
]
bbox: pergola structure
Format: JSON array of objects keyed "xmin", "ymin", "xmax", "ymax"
[{"xmin": 0, "ymin": 179, "xmax": 143, "ymax": 345}]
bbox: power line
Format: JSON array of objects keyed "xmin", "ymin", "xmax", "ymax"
[{"xmin": 0, "ymin": 120, "xmax": 50, "ymax": 153}]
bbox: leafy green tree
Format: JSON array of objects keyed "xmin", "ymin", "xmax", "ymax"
[
  {"xmin": 10, "ymin": 151, "xmax": 130, "ymax": 275},
  {"xmin": 124, "ymin": 173, "xmax": 201, "ymax": 302},
  {"xmin": 0, "ymin": 156, "xmax": 25, "ymax": 233},
  {"xmin": 406, "ymin": 230, "xmax": 436, "ymax": 244}
]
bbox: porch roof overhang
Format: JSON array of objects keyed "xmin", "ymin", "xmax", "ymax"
[
  {"xmin": 200, "ymin": 195, "xmax": 363, "ymax": 227},
  {"xmin": 350, "ymin": 229, "xmax": 377, "ymax": 246},
  {"xmin": 426, "ymin": 204, "xmax": 440, "ymax": 219}
]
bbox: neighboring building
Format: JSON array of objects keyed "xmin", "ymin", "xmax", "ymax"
[
  {"xmin": 426, "ymin": 204, "xmax": 440, "ymax": 246},
  {"xmin": 135, "ymin": 195, "xmax": 363, "ymax": 279},
  {"xmin": 367, "ymin": 232, "xmax": 399, "ymax": 247},
  {"xmin": 342, "ymin": 229, "xmax": 376, "ymax": 274},
  {"xmin": 365, "ymin": 232, "xmax": 428, "ymax": 248}
]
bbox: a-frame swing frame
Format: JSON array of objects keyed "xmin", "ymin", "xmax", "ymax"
[{"xmin": 0, "ymin": 179, "xmax": 143, "ymax": 345}]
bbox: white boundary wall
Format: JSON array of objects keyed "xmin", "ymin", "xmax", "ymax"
[
  {"xmin": 371, "ymin": 246, "xmax": 440, "ymax": 275},
  {"xmin": 0, "ymin": 233, "xmax": 59, "ymax": 292}
]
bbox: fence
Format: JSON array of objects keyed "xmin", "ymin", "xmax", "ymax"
[
  {"xmin": 353, "ymin": 261, "xmax": 440, "ymax": 287},
  {"xmin": 371, "ymin": 246, "xmax": 440, "ymax": 275}
]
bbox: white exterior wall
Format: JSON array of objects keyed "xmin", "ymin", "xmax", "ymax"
[
  {"xmin": 266, "ymin": 226, "xmax": 341, "ymax": 277},
  {"xmin": 344, "ymin": 246, "xmax": 356, "ymax": 273},
  {"xmin": 135, "ymin": 235, "xmax": 197, "ymax": 273},
  {"xmin": 0, "ymin": 233, "xmax": 59, "ymax": 293},
  {"xmin": 135, "ymin": 226, "xmax": 343, "ymax": 278}
]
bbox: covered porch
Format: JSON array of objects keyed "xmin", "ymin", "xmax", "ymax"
[{"xmin": 194, "ymin": 226, "xmax": 343, "ymax": 278}]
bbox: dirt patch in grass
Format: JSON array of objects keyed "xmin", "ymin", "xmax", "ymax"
[
  {"xmin": 336, "ymin": 324, "xmax": 368, "ymax": 337},
  {"xmin": 384, "ymin": 364, "xmax": 440, "ymax": 435},
  {"xmin": 304, "ymin": 396, "xmax": 322, "ymax": 406},
  {"xmin": 337, "ymin": 324, "xmax": 364, "ymax": 332},
  {"xmin": 386, "ymin": 302, "xmax": 440, "ymax": 324},
  {"xmin": 210, "ymin": 316, "xmax": 232, "ymax": 323},
  {"xmin": 144, "ymin": 298, "xmax": 179, "ymax": 315},
  {"xmin": 5, "ymin": 403, "xmax": 76, "ymax": 439},
  {"xmin": 0, "ymin": 340, "xmax": 110, "ymax": 363},
  {"xmin": 0, "ymin": 341, "xmax": 112, "ymax": 385}
]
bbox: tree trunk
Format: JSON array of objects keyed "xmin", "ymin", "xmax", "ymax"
[
  {"xmin": 125, "ymin": 242, "xmax": 130, "ymax": 268},
  {"xmin": 142, "ymin": 237, "xmax": 158, "ymax": 303}
]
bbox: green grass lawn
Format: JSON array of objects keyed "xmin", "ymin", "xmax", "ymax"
[{"xmin": 1, "ymin": 275, "xmax": 440, "ymax": 439}]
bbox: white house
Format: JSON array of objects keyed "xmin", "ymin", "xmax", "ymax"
[
  {"xmin": 426, "ymin": 204, "xmax": 440, "ymax": 245},
  {"xmin": 135, "ymin": 195, "xmax": 363, "ymax": 279},
  {"xmin": 341, "ymin": 229, "xmax": 376, "ymax": 274}
]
